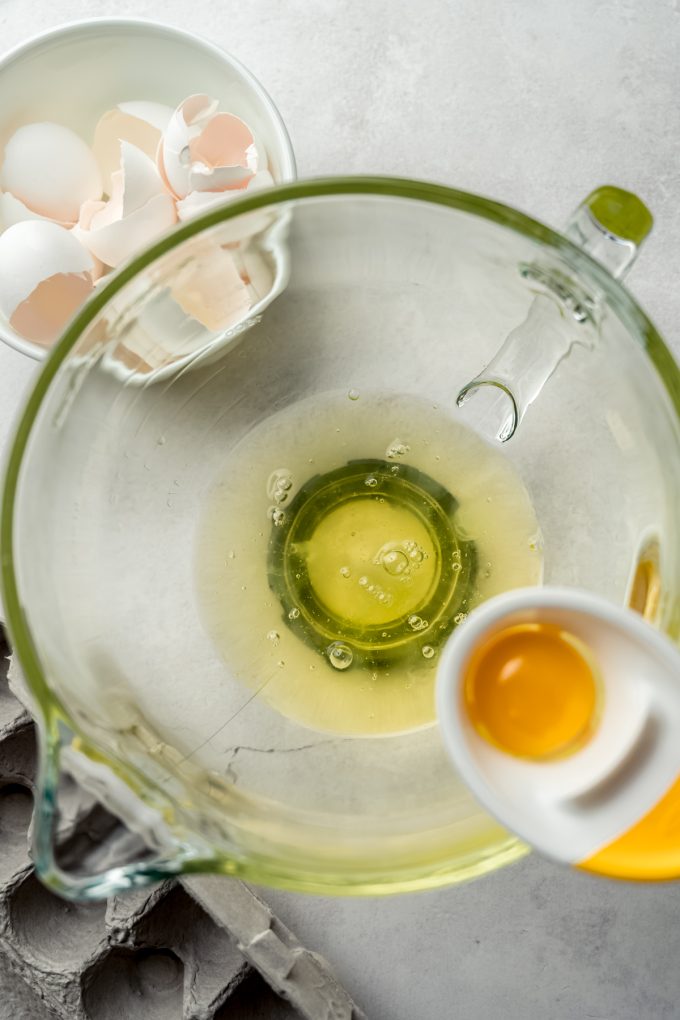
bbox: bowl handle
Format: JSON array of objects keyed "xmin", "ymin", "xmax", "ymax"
[
  {"xmin": 456, "ymin": 186, "xmax": 654, "ymax": 442},
  {"xmin": 32, "ymin": 710, "xmax": 214, "ymax": 901}
]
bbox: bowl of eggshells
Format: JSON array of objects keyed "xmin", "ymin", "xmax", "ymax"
[{"xmin": 0, "ymin": 18, "xmax": 296, "ymax": 359}]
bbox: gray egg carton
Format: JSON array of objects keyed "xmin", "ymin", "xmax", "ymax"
[{"xmin": 0, "ymin": 630, "xmax": 366, "ymax": 1019}]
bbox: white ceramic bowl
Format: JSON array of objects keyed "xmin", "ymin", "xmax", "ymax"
[{"xmin": 0, "ymin": 17, "xmax": 296, "ymax": 360}]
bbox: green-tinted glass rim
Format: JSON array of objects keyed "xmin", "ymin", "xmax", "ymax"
[{"xmin": 2, "ymin": 175, "xmax": 679, "ymax": 895}]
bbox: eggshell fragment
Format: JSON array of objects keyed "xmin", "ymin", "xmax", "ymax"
[
  {"xmin": 0, "ymin": 191, "xmax": 68, "ymax": 230},
  {"xmin": 75, "ymin": 142, "xmax": 176, "ymax": 267},
  {"xmin": 170, "ymin": 241, "xmax": 253, "ymax": 331},
  {"xmin": 119, "ymin": 100, "xmax": 173, "ymax": 132},
  {"xmin": 100, "ymin": 241, "xmax": 253, "ymax": 375},
  {"xmin": 175, "ymin": 169, "xmax": 275, "ymax": 222},
  {"xmin": 159, "ymin": 94, "xmax": 262, "ymax": 199},
  {"xmin": 1, "ymin": 123, "xmax": 102, "ymax": 223},
  {"xmin": 92, "ymin": 100, "xmax": 174, "ymax": 194},
  {"xmin": 0, "ymin": 220, "xmax": 95, "ymax": 345}
]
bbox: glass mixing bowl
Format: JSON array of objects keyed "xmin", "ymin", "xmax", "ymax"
[{"xmin": 3, "ymin": 178, "xmax": 680, "ymax": 900}]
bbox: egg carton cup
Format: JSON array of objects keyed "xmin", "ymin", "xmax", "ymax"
[{"xmin": 0, "ymin": 632, "xmax": 366, "ymax": 1020}]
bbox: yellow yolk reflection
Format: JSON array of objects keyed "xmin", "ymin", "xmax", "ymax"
[{"xmin": 464, "ymin": 623, "xmax": 599, "ymax": 759}]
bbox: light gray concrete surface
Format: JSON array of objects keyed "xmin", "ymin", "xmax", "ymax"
[
  {"xmin": 1, "ymin": 0, "xmax": 680, "ymax": 1017},
  {"xmin": 264, "ymin": 862, "xmax": 680, "ymax": 1019}
]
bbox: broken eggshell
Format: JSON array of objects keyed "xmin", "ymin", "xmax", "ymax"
[
  {"xmin": 175, "ymin": 168, "xmax": 275, "ymax": 221},
  {"xmin": 92, "ymin": 100, "xmax": 174, "ymax": 195},
  {"xmin": 159, "ymin": 94, "xmax": 263, "ymax": 200},
  {"xmin": 75, "ymin": 141, "xmax": 176, "ymax": 268},
  {"xmin": 0, "ymin": 90, "xmax": 278, "ymax": 358},
  {"xmin": 0, "ymin": 220, "xmax": 95, "ymax": 346},
  {"xmin": 0, "ymin": 122, "xmax": 102, "ymax": 224},
  {"xmin": 169, "ymin": 240, "xmax": 253, "ymax": 330},
  {"xmin": 102, "ymin": 257, "xmax": 250, "ymax": 375},
  {"xmin": 0, "ymin": 190, "xmax": 70, "ymax": 230}
]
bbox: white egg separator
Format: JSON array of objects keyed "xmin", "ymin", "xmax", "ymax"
[{"xmin": 436, "ymin": 587, "xmax": 680, "ymax": 880}]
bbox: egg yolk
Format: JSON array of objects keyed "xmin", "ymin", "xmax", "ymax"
[{"xmin": 464, "ymin": 623, "xmax": 599, "ymax": 759}]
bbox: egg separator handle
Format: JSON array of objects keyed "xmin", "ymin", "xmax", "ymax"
[
  {"xmin": 456, "ymin": 185, "xmax": 654, "ymax": 442},
  {"xmin": 32, "ymin": 709, "xmax": 213, "ymax": 901}
]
